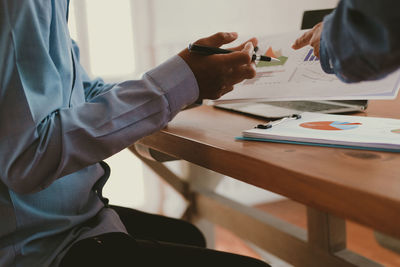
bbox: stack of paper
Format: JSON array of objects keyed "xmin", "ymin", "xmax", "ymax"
[{"xmin": 239, "ymin": 112, "xmax": 400, "ymax": 152}]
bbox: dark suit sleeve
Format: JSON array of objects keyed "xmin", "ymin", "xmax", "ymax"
[{"xmin": 319, "ymin": 0, "xmax": 400, "ymax": 83}]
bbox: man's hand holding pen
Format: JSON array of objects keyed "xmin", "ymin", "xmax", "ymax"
[{"xmin": 179, "ymin": 32, "xmax": 258, "ymax": 101}]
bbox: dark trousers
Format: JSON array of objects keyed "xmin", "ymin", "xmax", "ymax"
[{"xmin": 60, "ymin": 205, "xmax": 270, "ymax": 267}]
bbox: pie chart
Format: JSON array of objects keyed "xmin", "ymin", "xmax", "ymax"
[{"xmin": 300, "ymin": 121, "xmax": 362, "ymax": 131}]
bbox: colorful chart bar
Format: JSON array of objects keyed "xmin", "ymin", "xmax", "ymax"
[
  {"xmin": 304, "ymin": 48, "xmax": 319, "ymax": 62},
  {"xmin": 304, "ymin": 48, "xmax": 313, "ymax": 61}
]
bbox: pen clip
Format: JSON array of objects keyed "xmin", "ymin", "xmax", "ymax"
[{"xmin": 256, "ymin": 114, "xmax": 302, "ymax": 129}]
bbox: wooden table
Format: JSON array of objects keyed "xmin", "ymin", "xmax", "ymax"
[{"xmin": 130, "ymin": 97, "xmax": 400, "ymax": 267}]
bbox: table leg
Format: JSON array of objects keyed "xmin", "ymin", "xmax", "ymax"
[
  {"xmin": 306, "ymin": 207, "xmax": 382, "ymax": 267},
  {"xmin": 130, "ymin": 145, "xmax": 383, "ymax": 267},
  {"xmin": 307, "ymin": 207, "xmax": 346, "ymax": 252}
]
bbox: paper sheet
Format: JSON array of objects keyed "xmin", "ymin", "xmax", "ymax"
[{"xmin": 215, "ymin": 31, "xmax": 400, "ymax": 104}]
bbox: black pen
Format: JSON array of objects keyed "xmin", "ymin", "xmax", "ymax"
[{"xmin": 188, "ymin": 43, "xmax": 280, "ymax": 62}]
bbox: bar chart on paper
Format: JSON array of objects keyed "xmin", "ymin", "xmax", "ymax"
[
  {"xmin": 244, "ymin": 36, "xmax": 339, "ymax": 86},
  {"xmin": 303, "ymin": 48, "xmax": 319, "ymax": 62},
  {"xmin": 215, "ymin": 30, "xmax": 400, "ymax": 103},
  {"xmin": 290, "ymin": 47, "xmax": 336, "ymax": 83}
]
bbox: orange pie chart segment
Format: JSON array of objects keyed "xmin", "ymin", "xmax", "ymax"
[{"xmin": 300, "ymin": 121, "xmax": 362, "ymax": 131}]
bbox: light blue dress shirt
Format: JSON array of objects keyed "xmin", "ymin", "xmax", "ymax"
[
  {"xmin": 0, "ymin": 0, "xmax": 199, "ymax": 266},
  {"xmin": 319, "ymin": 0, "xmax": 400, "ymax": 82}
]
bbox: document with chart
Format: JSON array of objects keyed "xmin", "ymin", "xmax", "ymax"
[
  {"xmin": 215, "ymin": 31, "xmax": 400, "ymax": 103},
  {"xmin": 239, "ymin": 112, "xmax": 400, "ymax": 152}
]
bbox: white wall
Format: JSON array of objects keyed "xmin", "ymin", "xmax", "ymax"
[{"xmin": 146, "ymin": 0, "xmax": 339, "ymax": 66}]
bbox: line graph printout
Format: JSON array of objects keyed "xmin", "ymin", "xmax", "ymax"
[{"xmin": 215, "ymin": 31, "xmax": 400, "ymax": 104}]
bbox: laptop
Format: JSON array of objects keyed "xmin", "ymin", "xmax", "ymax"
[{"xmin": 215, "ymin": 9, "xmax": 368, "ymax": 119}]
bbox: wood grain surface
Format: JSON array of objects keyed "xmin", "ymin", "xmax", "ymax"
[{"xmin": 136, "ymin": 97, "xmax": 400, "ymax": 238}]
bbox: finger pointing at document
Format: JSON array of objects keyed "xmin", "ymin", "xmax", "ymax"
[{"xmin": 292, "ymin": 22, "xmax": 323, "ymax": 58}]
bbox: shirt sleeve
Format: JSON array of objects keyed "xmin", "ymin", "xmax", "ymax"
[
  {"xmin": 319, "ymin": 0, "xmax": 400, "ymax": 83},
  {"xmin": 0, "ymin": 1, "xmax": 199, "ymax": 194},
  {"xmin": 3, "ymin": 55, "xmax": 199, "ymax": 195}
]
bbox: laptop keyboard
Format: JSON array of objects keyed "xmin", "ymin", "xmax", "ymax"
[{"xmin": 264, "ymin": 101, "xmax": 346, "ymax": 112}]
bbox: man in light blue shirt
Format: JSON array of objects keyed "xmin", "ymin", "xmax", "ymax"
[
  {"xmin": 292, "ymin": 0, "xmax": 400, "ymax": 82},
  {"xmin": 0, "ymin": 0, "xmax": 270, "ymax": 266}
]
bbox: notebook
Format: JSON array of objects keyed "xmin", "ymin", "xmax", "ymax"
[{"xmin": 238, "ymin": 112, "xmax": 400, "ymax": 153}]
